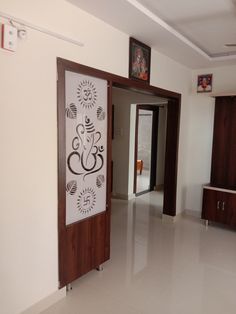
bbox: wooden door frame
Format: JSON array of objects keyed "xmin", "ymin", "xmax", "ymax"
[
  {"xmin": 134, "ymin": 105, "xmax": 159, "ymax": 195},
  {"xmin": 58, "ymin": 57, "xmax": 181, "ymax": 214},
  {"xmin": 57, "ymin": 57, "xmax": 181, "ymax": 287}
]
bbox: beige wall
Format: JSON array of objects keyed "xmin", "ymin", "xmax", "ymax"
[
  {"xmin": 192, "ymin": 65, "xmax": 236, "ymax": 95},
  {"xmin": 112, "ymin": 88, "xmax": 131, "ymax": 197},
  {"xmin": 0, "ymin": 1, "xmax": 193, "ymax": 313},
  {"xmin": 184, "ymin": 65, "xmax": 236, "ymax": 216}
]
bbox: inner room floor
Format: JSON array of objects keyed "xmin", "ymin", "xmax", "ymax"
[
  {"xmin": 136, "ymin": 169, "xmax": 151, "ymax": 193},
  {"xmin": 42, "ymin": 193, "xmax": 236, "ymax": 314}
]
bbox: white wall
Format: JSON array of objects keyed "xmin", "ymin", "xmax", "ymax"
[
  {"xmin": 184, "ymin": 94, "xmax": 215, "ymax": 216},
  {"xmin": 192, "ymin": 65, "xmax": 236, "ymax": 95},
  {"xmin": 184, "ymin": 65, "xmax": 236, "ymax": 216},
  {"xmin": 151, "ymin": 50, "xmax": 192, "ymax": 214},
  {"xmin": 0, "ymin": 2, "xmax": 128, "ymax": 314},
  {"xmin": 138, "ymin": 110, "xmax": 153, "ymax": 170},
  {"xmin": 112, "ymin": 88, "xmax": 131, "ymax": 197},
  {"xmin": 0, "ymin": 1, "xmax": 192, "ymax": 313}
]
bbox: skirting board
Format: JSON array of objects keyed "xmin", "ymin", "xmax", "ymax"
[
  {"xmin": 21, "ymin": 288, "xmax": 66, "ymax": 314},
  {"xmin": 162, "ymin": 214, "xmax": 176, "ymax": 223},
  {"xmin": 162, "ymin": 211, "xmax": 202, "ymax": 224},
  {"xmin": 154, "ymin": 184, "xmax": 164, "ymax": 191},
  {"xmin": 162, "ymin": 213, "xmax": 181, "ymax": 223}
]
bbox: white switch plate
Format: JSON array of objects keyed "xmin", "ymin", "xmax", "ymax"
[{"xmin": 2, "ymin": 24, "xmax": 17, "ymax": 51}]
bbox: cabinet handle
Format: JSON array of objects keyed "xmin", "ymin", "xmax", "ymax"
[
  {"xmin": 222, "ymin": 201, "xmax": 225, "ymax": 211},
  {"xmin": 217, "ymin": 201, "xmax": 220, "ymax": 210}
]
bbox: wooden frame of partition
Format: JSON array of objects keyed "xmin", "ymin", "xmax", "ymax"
[{"xmin": 57, "ymin": 57, "xmax": 181, "ymax": 288}]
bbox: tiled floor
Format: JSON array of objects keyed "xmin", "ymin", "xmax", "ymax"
[
  {"xmin": 42, "ymin": 192, "xmax": 236, "ymax": 314},
  {"xmin": 137, "ymin": 169, "xmax": 151, "ymax": 193}
]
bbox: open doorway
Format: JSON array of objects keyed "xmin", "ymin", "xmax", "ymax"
[
  {"xmin": 134, "ymin": 105, "xmax": 159, "ymax": 195},
  {"xmin": 112, "ymin": 87, "xmax": 168, "ymax": 213}
]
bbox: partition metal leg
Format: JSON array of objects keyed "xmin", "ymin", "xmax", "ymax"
[{"xmin": 96, "ymin": 265, "xmax": 103, "ymax": 271}]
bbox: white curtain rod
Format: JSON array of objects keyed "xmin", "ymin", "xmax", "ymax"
[{"xmin": 0, "ymin": 10, "xmax": 84, "ymax": 47}]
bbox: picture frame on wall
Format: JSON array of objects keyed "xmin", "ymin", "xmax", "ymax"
[
  {"xmin": 129, "ymin": 37, "xmax": 151, "ymax": 83},
  {"xmin": 197, "ymin": 74, "xmax": 213, "ymax": 93}
]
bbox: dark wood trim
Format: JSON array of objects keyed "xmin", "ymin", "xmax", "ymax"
[
  {"xmin": 57, "ymin": 60, "xmax": 67, "ymax": 287},
  {"xmin": 57, "ymin": 58, "xmax": 181, "ymax": 100},
  {"xmin": 105, "ymin": 80, "xmax": 112, "ymax": 259},
  {"xmin": 133, "ymin": 105, "xmax": 139, "ymax": 194},
  {"xmin": 136, "ymin": 105, "xmax": 160, "ymax": 111},
  {"xmin": 136, "ymin": 189, "xmax": 152, "ymax": 197},
  {"xmin": 57, "ymin": 62, "xmax": 66, "ymax": 232},
  {"xmin": 112, "ymin": 104, "xmax": 115, "ymax": 140},
  {"xmin": 210, "ymin": 96, "xmax": 236, "ymax": 190},
  {"xmin": 150, "ymin": 109, "xmax": 159, "ymax": 190},
  {"xmin": 163, "ymin": 99, "xmax": 181, "ymax": 216}
]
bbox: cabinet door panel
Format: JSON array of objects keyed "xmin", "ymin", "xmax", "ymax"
[
  {"xmin": 202, "ymin": 189, "xmax": 228, "ymax": 224},
  {"xmin": 217, "ymin": 193, "xmax": 228, "ymax": 225},
  {"xmin": 202, "ymin": 189, "xmax": 216, "ymax": 221},
  {"xmin": 210, "ymin": 98, "xmax": 230, "ymax": 187},
  {"xmin": 227, "ymin": 193, "xmax": 236, "ymax": 227}
]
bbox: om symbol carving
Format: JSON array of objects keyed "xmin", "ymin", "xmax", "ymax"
[
  {"xmin": 77, "ymin": 80, "xmax": 97, "ymax": 109},
  {"xmin": 67, "ymin": 116, "xmax": 104, "ymax": 180}
]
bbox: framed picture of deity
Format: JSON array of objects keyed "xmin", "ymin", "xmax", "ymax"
[
  {"xmin": 129, "ymin": 37, "xmax": 151, "ymax": 83},
  {"xmin": 197, "ymin": 74, "xmax": 213, "ymax": 93}
]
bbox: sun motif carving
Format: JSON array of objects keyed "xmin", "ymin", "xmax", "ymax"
[
  {"xmin": 77, "ymin": 188, "xmax": 96, "ymax": 214},
  {"xmin": 77, "ymin": 80, "xmax": 97, "ymax": 109}
]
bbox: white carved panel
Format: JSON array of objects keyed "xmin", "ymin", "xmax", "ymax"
[{"xmin": 65, "ymin": 71, "xmax": 107, "ymax": 225}]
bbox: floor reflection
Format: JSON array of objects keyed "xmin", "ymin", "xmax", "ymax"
[
  {"xmin": 136, "ymin": 169, "xmax": 151, "ymax": 193},
  {"xmin": 42, "ymin": 192, "xmax": 236, "ymax": 314}
]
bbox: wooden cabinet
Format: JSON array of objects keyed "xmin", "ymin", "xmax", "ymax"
[
  {"xmin": 202, "ymin": 188, "xmax": 227, "ymax": 225},
  {"xmin": 202, "ymin": 187, "xmax": 236, "ymax": 227},
  {"xmin": 202, "ymin": 96, "xmax": 236, "ymax": 228},
  {"xmin": 210, "ymin": 96, "xmax": 236, "ymax": 189}
]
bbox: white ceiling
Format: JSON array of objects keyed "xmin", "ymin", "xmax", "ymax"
[{"xmin": 68, "ymin": 0, "xmax": 236, "ymax": 68}]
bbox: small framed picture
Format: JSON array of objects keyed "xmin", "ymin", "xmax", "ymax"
[
  {"xmin": 129, "ymin": 37, "xmax": 151, "ymax": 83},
  {"xmin": 197, "ymin": 74, "xmax": 213, "ymax": 93}
]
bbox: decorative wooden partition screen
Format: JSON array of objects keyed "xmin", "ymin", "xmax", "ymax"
[
  {"xmin": 57, "ymin": 57, "xmax": 181, "ymax": 288},
  {"xmin": 57, "ymin": 59, "xmax": 111, "ymax": 288}
]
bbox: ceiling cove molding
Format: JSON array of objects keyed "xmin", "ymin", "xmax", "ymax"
[{"xmin": 126, "ymin": 0, "xmax": 236, "ymax": 62}]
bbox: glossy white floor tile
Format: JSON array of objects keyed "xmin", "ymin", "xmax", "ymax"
[
  {"xmin": 42, "ymin": 193, "xmax": 236, "ymax": 314},
  {"xmin": 136, "ymin": 169, "xmax": 151, "ymax": 193}
]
